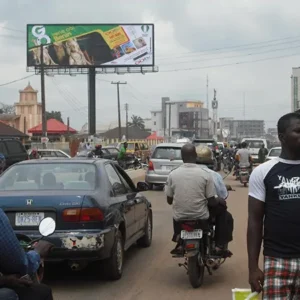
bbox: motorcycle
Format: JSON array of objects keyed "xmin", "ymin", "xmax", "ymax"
[
  {"xmin": 222, "ymin": 155, "xmax": 234, "ymax": 173},
  {"xmin": 17, "ymin": 217, "xmax": 56, "ymax": 283},
  {"xmin": 172, "ymin": 219, "xmax": 232, "ymax": 288},
  {"xmin": 239, "ymin": 166, "xmax": 250, "ymax": 187}
]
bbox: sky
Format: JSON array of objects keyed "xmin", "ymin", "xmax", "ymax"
[{"xmin": 0, "ymin": 0, "xmax": 299, "ymax": 131}]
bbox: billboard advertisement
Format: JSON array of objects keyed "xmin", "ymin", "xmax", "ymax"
[{"xmin": 27, "ymin": 24, "xmax": 154, "ymax": 67}]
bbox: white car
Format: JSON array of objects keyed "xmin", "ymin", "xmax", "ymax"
[
  {"xmin": 29, "ymin": 149, "xmax": 71, "ymax": 159},
  {"xmin": 266, "ymin": 147, "xmax": 281, "ymax": 161}
]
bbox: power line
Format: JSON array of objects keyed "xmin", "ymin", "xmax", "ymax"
[
  {"xmin": 156, "ymin": 35, "xmax": 300, "ymax": 59},
  {"xmin": 0, "ymin": 25, "xmax": 25, "ymax": 33},
  {"xmin": 160, "ymin": 52, "xmax": 300, "ymax": 73},
  {"xmin": 0, "ymin": 74, "xmax": 35, "ymax": 87},
  {"xmin": 160, "ymin": 43, "xmax": 300, "ymax": 66}
]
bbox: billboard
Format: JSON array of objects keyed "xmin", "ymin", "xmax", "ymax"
[{"xmin": 27, "ymin": 24, "xmax": 154, "ymax": 68}]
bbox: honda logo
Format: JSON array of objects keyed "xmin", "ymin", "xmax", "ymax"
[{"xmin": 26, "ymin": 199, "xmax": 33, "ymax": 206}]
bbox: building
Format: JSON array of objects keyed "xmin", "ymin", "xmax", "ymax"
[
  {"xmin": 0, "ymin": 83, "xmax": 42, "ymax": 135},
  {"xmin": 150, "ymin": 98, "xmax": 210, "ymax": 138},
  {"xmin": 229, "ymin": 119, "xmax": 265, "ymax": 139},
  {"xmin": 267, "ymin": 128, "xmax": 277, "ymax": 136},
  {"xmin": 291, "ymin": 68, "xmax": 300, "ymax": 111},
  {"xmin": 142, "ymin": 118, "xmax": 152, "ymax": 131}
]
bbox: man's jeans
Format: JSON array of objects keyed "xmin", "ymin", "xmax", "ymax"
[{"xmin": 0, "ymin": 288, "xmax": 18, "ymax": 300}]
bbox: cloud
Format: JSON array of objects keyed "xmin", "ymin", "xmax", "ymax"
[{"xmin": 0, "ymin": 0, "xmax": 299, "ymax": 130}]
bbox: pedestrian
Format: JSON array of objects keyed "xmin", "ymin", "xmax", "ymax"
[
  {"xmin": 258, "ymin": 144, "xmax": 268, "ymax": 164},
  {"xmin": 247, "ymin": 112, "xmax": 300, "ymax": 299}
]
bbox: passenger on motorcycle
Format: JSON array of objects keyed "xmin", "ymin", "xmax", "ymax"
[
  {"xmin": 196, "ymin": 146, "xmax": 234, "ymax": 256},
  {"xmin": 117, "ymin": 142, "xmax": 128, "ymax": 169},
  {"xmin": 165, "ymin": 144, "xmax": 222, "ymax": 255},
  {"xmin": 93, "ymin": 144, "xmax": 103, "ymax": 157},
  {"xmin": 0, "ymin": 208, "xmax": 53, "ymax": 299}
]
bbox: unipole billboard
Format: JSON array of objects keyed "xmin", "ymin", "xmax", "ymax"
[{"xmin": 27, "ymin": 24, "xmax": 154, "ymax": 68}]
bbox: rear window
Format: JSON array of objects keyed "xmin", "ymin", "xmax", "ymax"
[
  {"xmin": 152, "ymin": 147, "xmax": 182, "ymax": 160},
  {"xmin": 6, "ymin": 141, "xmax": 25, "ymax": 154},
  {"xmin": 269, "ymin": 148, "xmax": 281, "ymax": 157},
  {"xmin": 0, "ymin": 163, "xmax": 97, "ymax": 191},
  {"xmin": 244, "ymin": 140, "xmax": 265, "ymax": 148},
  {"xmin": 107, "ymin": 148, "xmax": 118, "ymax": 154}
]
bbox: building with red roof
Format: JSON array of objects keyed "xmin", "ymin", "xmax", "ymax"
[{"xmin": 28, "ymin": 118, "xmax": 77, "ymax": 139}]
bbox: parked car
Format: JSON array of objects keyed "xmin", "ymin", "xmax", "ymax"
[
  {"xmin": 28, "ymin": 149, "xmax": 71, "ymax": 159},
  {"xmin": 145, "ymin": 143, "xmax": 183, "ymax": 190},
  {"xmin": 0, "ymin": 138, "xmax": 28, "ymax": 169},
  {"xmin": 0, "ymin": 159, "xmax": 152, "ymax": 280},
  {"xmin": 266, "ymin": 147, "xmax": 281, "ymax": 161},
  {"xmin": 192, "ymin": 139, "xmax": 221, "ymax": 171}
]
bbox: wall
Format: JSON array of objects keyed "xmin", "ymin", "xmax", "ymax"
[
  {"xmin": 291, "ymin": 68, "xmax": 300, "ymax": 112},
  {"xmin": 150, "ymin": 111, "xmax": 163, "ymax": 133}
]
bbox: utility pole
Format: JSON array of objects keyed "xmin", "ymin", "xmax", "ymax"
[
  {"xmin": 111, "ymin": 81, "xmax": 127, "ymax": 140},
  {"xmin": 23, "ymin": 116, "xmax": 26, "ymax": 134},
  {"xmin": 67, "ymin": 117, "xmax": 70, "ymax": 137},
  {"xmin": 125, "ymin": 103, "xmax": 129, "ymax": 139},
  {"xmin": 40, "ymin": 44, "xmax": 47, "ymax": 148},
  {"xmin": 206, "ymin": 75, "xmax": 209, "ymax": 114},
  {"xmin": 168, "ymin": 102, "xmax": 171, "ymax": 142}
]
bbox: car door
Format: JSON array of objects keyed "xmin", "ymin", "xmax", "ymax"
[
  {"xmin": 104, "ymin": 163, "xmax": 136, "ymax": 241},
  {"xmin": 0, "ymin": 142, "xmax": 9, "ymax": 167},
  {"xmin": 114, "ymin": 164, "xmax": 148, "ymax": 234},
  {"xmin": 5, "ymin": 141, "xmax": 27, "ymax": 167}
]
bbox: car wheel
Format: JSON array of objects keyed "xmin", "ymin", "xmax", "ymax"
[
  {"xmin": 104, "ymin": 230, "xmax": 124, "ymax": 280},
  {"xmin": 137, "ymin": 212, "xmax": 153, "ymax": 247}
]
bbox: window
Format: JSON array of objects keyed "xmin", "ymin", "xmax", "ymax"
[
  {"xmin": 152, "ymin": 147, "xmax": 182, "ymax": 160},
  {"xmin": 135, "ymin": 143, "xmax": 139, "ymax": 151},
  {"xmin": 6, "ymin": 141, "xmax": 25, "ymax": 154},
  {"xmin": 143, "ymin": 144, "xmax": 149, "ymax": 150},
  {"xmin": 269, "ymin": 148, "xmax": 281, "ymax": 157},
  {"xmin": 107, "ymin": 148, "xmax": 119, "ymax": 154},
  {"xmin": 0, "ymin": 142, "xmax": 8, "ymax": 155},
  {"xmin": 115, "ymin": 165, "xmax": 133, "ymax": 193},
  {"xmin": 56, "ymin": 151, "xmax": 68, "ymax": 157},
  {"xmin": 105, "ymin": 164, "xmax": 127, "ymax": 195},
  {"xmin": 154, "ymin": 121, "xmax": 156, "ymax": 125},
  {"xmin": 0, "ymin": 163, "xmax": 96, "ymax": 191},
  {"xmin": 39, "ymin": 151, "xmax": 56, "ymax": 157}
]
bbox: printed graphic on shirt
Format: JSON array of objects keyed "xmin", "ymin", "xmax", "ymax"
[{"xmin": 274, "ymin": 175, "xmax": 300, "ymax": 200}]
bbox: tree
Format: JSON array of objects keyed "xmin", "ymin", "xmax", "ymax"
[
  {"xmin": 0, "ymin": 104, "xmax": 15, "ymax": 114},
  {"xmin": 46, "ymin": 111, "xmax": 63, "ymax": 123},
  {"xmin": 127, "ymin": 115, "xmax": 145, "ymax": 130}
]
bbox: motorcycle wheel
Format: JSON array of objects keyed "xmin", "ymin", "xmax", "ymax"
[{"xmin": 188, "ymin": 255, "xmax": 205, "ymax": 288}]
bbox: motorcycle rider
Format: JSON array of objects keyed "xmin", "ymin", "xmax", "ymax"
[
  {"xmin": 0, "ymin": 208, "xmax": 54, "ymax": 299},
  {"xmin": 165, "ymin": 144, "xmax": 222, "ymax": 255},
  {"xmin": 94, "ymin": 144, "xmax": 103, "ymax": 157},
  {"xmin": 235, "ymin": 142, "xmax": 252, "ymax": 177},
  {"xmin": 117, "ymin": 142, "xmax": 128, "ymax": 169},
  {"xmin": 196, "ymin": 146, "xmax": 233, "ymax": 256}
]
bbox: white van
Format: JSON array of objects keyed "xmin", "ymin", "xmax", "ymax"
[{"xmin": 241, "ymin": 138, "xmax": 269, "ymax": 163}]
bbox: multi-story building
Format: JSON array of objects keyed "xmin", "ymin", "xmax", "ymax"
[
  {"xmin": 291, "ymin": 67, "xmax": 300, "ymax": 111},
  {"xmin": 229, "ymin": 119, "xmax": 265, "ymax": 139},
  {"xmin": 150, "ymin": 97, "xmax": 209, "ymax": 138}
]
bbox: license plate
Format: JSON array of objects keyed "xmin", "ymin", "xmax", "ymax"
[
  {"xmin": 15, "ymin": 212, "xmax": 45, "ymax": 226},
  {"xmin": 162, "ymin": 165, "xmax": 172, "ymax": 171},
  {"xmin": 181, "ymin": 229, "xmax": 203, "ymax": 240}
]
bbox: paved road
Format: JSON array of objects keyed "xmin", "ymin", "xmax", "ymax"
[{"xmin": 48, "ymin": 170, "xmax": 252, "ymax": 300}]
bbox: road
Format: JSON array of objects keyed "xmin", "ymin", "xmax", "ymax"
[{"xmin": 48, "ymin": 169, "xmax": 252, "ymax": 300}]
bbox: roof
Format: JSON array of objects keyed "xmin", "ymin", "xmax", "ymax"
[
  {"xmin": 17, "ymin": 158, "xmax": 101, "ymax": 165},
  {"xmin": 22, "ymin": 82, "xmax": 37, "ymax": 92},
  {"xmin": 155, "ymin": 143, "xmax": 184, "ymax": 148},
  {"xmin": 0, "ymin": 122, "xmax": 28, "ymax": 137},
  {"xmin": 28, "ymin": 119, "xmax": 77, "ymax": 134},
  {"xmin": 146, "ymin": 132, "xmax": 164, "ymax": 140},
  {"xmin": 0, "ymin": 114, "xmax": 20, "ymax": 121},
  {"xmin": 103, "ymin": 126, "xmax": 150, "ymax": 139}
]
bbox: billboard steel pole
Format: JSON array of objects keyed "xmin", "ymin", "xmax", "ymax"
[
  {"xmin": 88, "ymin": 68, "xmax": 96, "ymax": 136},
  {"xmin": 40, "ymin": 45, "xmax": 47, "ymax": 149},
  {"xmin": 111, "ymin": 81, "xmax": 127, "ymax": 140}
]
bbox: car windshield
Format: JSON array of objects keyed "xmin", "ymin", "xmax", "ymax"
[
  {"xmin": 245, "ymin": 140, "xmax": 265, "ymax": 148},
  {"xmin": 152, "ymin": 147, "xmax": 182, "ymax": 160},
  {"xmin": 0, "ymin": 163, "xmax": 97, "ymax": 191},
  {"xmin": 269, "ymin": 148, "xmax": 281, "ymax": 157},
  {"xmin": 107, "ymin": 148, "xmax": 119, "ymax": 154},
  {"xmin": 193, "ymin": 141, "xmax": 215, "ymax": 148}
]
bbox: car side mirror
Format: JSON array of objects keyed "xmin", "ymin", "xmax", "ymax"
[{"xmin": 137, "ymin": 182, "xmax": 149, "ymax": 191}]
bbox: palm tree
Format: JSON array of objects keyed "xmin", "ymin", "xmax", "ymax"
[{"xmin": 127, "ymin": 115, "xmax": 145, "ymax": 130}]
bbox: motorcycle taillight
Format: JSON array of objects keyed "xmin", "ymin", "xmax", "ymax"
[{"xmin": 182, "ymin": 224, "xmax": 194, "ymax": 232}]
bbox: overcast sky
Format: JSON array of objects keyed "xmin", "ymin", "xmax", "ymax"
[{"xmin": 0, "ymin": 0, "xmax": 299, "ymax": 130}]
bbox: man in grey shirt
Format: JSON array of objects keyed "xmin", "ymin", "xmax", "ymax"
[
  {"xmin": 165, "ymin": 144, "xmax": 221, "ymax": 254},
  {"xmin": 236, "ymin": 142, "xmax": 251, "ymax": 167}
]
